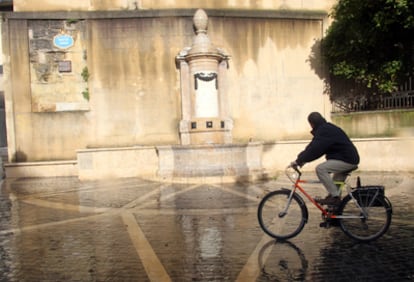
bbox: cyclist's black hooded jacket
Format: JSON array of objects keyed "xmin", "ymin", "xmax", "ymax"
[{"xmin": 295, "ymin": 114, "xmax": 360, "ymax": 166}]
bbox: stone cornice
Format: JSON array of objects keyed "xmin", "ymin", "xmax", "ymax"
[{"xmin": 1, "ymin": 8, "xmax": 327, "ymax": 20}]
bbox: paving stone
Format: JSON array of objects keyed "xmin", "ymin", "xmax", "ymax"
[{"xmin": 0, "ymin": 172, "xmax": 413, "ymax": 281}]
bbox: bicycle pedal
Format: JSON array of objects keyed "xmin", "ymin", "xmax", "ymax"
[{"xmin": 319, "ymin": 222, "xmax": 330, "ymax": 228}]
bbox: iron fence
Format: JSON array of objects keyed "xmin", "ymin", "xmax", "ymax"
[{"xmin": 332, "ymin": 77, "xmax": 414, "ymax": 113}]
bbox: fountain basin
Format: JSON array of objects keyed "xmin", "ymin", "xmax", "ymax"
[{"xmin": 156, "ymin": 142, "xmax": 263, "ymax": 179}]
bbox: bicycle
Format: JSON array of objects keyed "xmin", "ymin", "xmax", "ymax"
[{"xmin": 258, "ymin": 165, "xmax": 393, "ymax": 242}]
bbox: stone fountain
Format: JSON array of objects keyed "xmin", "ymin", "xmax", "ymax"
[
  {"xmin": 157, "ymin": 9, "xmax": 263, "ymax": 180},
  {"xmin": 176, "ymin": 8, "xmax": 232, "ymax": 145}
]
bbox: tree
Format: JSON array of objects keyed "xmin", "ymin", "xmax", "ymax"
[{"xmin": 321, "ymin": 0, "xmax": 414, "ymax": 100}]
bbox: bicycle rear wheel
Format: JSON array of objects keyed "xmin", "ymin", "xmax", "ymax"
[
  {"xmin": 258, "ymin": 190, "xmax": 307, "ymax": 240},
  {"xmin": 338, "ymin": 195, "xmax": 392, "ymax": 242}
]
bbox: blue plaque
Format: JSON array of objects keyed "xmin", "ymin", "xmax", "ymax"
[{"xmin": 53, "ymin": 34, "xmax": 74, "ymax": 49}]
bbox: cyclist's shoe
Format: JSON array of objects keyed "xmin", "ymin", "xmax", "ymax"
[
  {"xmin": 314, "ymin": 194, "xmax": 331, "ymax": 203},
  {"xmin": 329, "ymin": 218, "xmax": 341, "ymax": 227},
  {"xmin": 315, "ymin": 195, "xmax": 341, "ymax": 206}
]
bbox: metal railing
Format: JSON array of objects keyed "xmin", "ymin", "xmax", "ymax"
[{"xmin": 332, "ymin": 77, "xmax": 414, "ymax": 113}]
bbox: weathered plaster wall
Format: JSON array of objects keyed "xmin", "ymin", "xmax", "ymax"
[
  {"xmin": 87, "ymin": 15, "xmax": 327, "ymax": 147},
  {"xmin": 213, "ymin": 17, "xmax": 327, "ymax": 142},
  {"xmin": 14, "ymin": 0, "xmax": 337, "ymax": 12},
  {"xmin": 135, "ymin": 0, "xmax": 336, "ymax": 11},
  {"xmin": 29, "ymin": 20, "xmax": 89, "ymax": 112},
  {"xmin": 4, "ymin": 20, "xmax": 91, "ymax": 161},
  {"xmin": 3, "ymin": 11, "xmax": 329, "ymax": 162},
  {"xmin": 86, "ymin": 17, "xmax": 187, "ymax": 147}
]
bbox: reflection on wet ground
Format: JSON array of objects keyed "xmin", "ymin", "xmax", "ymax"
[{"xmin": 0, "ymin": 172, "xmax": 413, "ymax": 281}]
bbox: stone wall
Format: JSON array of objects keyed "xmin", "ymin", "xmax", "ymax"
[
  {"xmin": 262, "ymin": 138, "xmax": 414, "ymax": 175},
  {"xmin": 6, "ymin": 137, "xmax": 412, "ymax": 180},
  {"xmin": 28, "ymin": 20, "xmax": 89, "ymax": 112},
  {"xmin": 3, "ymin": 3, "xmax": 413, "ymax": 178},
  {"xmin": 332, "ymin": 110, "xmax": 414, "ymax": 138},
  {"xmin": 2, "ymin": 10, "xmax": 329, "ymax": 162}
]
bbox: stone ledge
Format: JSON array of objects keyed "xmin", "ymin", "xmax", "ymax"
[
  {"xmin": 5, "ymin": 160, "xmax": 77, "ymax": 178},
  {"xmin": 77, "ymin": 146, "xmax": 158, "ymax": 180},
  {"xmin": 156, "ymin": 142, "xmax": 264, "ymax": 178}
]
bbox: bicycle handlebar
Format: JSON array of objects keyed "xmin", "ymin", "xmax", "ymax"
[
  {"xmin": 289, "ymin": 164, "xmax": 302, "ymax": 176},
  {"xmin": 286, "ymin": 164, "xmax": 302, "ymax": 183}
]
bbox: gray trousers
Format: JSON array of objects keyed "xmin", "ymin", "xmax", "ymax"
[{"xmin": 316, "ymin": 159, "xmax": 358, "ymax": 197}]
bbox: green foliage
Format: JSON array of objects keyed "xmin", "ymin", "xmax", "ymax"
[
  {"xmin": 82, "ymin": 88, "xmax": 89, "ymax": 101},
  {"xmin": 322, "ymin": 0, "xmax": 414, "ymax": 95},
  {"xmin": 81, "ymin": 67, "xmax": 90, "ymax": 100},
  {"xmin": 81, "ymin": 66, "xmax": 90, "ymax": 82}
]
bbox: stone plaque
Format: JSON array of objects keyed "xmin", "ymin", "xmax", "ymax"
[
  {"xmin": 194, "ymin": 72, "xmax": 218, "ymax": 118},
  {"xmin": 58, "ymin": 60, "xmax": 72, "ymax": 73}
]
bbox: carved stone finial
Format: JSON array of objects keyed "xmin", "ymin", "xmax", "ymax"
[
  {"xmin": 175, "ymin": 8, "xmax": 229, "ymax": 60},
  {"xmin": 193, "ymin": 9, "xmax": 208, "ymax": 34}
]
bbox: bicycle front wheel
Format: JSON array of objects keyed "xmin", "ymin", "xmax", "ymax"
[
  {"xmin": 338, "ymin": 195, "xmax": 392, "ymax": 242},
  {"xmin": 258, "ymin": 190, "xmax": 307, "ymax": 240}
]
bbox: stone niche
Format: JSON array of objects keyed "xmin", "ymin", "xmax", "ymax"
[{"xmin": 28, "ymin": 20, "xmax": 89, "ymax": 112}]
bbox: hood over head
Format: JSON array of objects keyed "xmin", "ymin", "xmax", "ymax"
[{"xmin": 307, "ymin": 112, "xmax": 326, "ymax": 129}]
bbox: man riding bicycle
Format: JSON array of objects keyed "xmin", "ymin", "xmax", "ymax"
[{"xmin": 291, "ymin": 112, "xmax": 360, "ymax": 206}]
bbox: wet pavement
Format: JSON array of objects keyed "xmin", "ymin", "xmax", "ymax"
[{"xmin": 0, "ymin": 171, "xmax": 413, "ymax": 281}]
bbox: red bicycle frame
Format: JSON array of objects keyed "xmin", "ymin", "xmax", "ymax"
[{"xmin": 291, "ymin": 178, "xmax": 338, "ymax": 219}]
